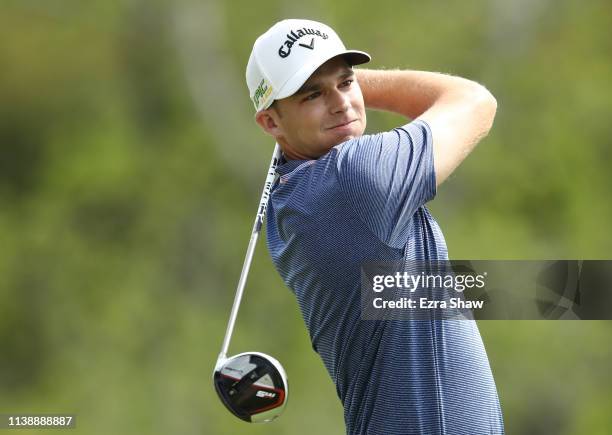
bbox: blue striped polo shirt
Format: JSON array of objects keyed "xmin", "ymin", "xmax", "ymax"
[{"xmin": 266, "ymin": 120, "xmax": 504, "ymax": 434}]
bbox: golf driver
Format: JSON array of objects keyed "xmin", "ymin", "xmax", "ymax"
[{"xmin": 213, "ymin": 143, "xmax": 288, "ymax": 423}]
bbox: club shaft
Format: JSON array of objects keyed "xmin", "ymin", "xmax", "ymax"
[{"xmin": 218, "ymin": 143, "xmax": 282, "ymax": 360}]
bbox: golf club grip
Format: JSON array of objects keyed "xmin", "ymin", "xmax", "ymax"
[{"xmin": 219, "ymin": 144, "xmax": 282, "ymax": 359}]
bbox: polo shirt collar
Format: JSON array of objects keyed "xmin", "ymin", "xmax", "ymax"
[{"xmin": 275, "ymin": 154, "xmax": 309, "ymax": 176}]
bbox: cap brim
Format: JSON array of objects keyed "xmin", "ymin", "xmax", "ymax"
[{"xmin": 274, "ymin": 50, "xmax": 371, "ymax": 101}]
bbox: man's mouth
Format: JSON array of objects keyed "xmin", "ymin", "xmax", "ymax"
[{"xmin": 327, "ymin": 119, "xmax": 357, "ymax": 130}]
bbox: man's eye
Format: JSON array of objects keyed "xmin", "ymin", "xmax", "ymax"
[
  {"xmin": 305, "ymin": 92, "xmax": 321, "ymax": 101},
  {"xmin": 341, "ymin": 79, "xmax": 354, "ymax": 87}
]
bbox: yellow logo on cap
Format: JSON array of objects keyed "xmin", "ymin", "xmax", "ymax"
[{"xmin": 253, "ymin": 79, "xmax": 273, "ymax": 110}]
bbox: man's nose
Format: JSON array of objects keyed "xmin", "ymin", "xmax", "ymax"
[{"xmin": 328, "ymin": 90, "xmax": 350, "ymax": 113}]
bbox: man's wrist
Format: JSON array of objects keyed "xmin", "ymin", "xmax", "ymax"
[{"xmin": 355, "ymin": 68, "xmax": 420, "ymax": 117}]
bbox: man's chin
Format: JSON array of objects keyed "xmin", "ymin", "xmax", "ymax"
[
  {"xmin": 329, "ymin": 131, "xmax": 361, "ymax": 146},
  {"xmin": 316, "ymin": 127, "xmax": 365, "ymax": 155}
]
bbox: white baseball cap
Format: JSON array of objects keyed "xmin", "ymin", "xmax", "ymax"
[{"xmin": 246, "ymin": 19, "xmax": 371, "ymax": 112}]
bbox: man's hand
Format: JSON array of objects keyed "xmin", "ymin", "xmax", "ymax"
[{"xmin": 355, "ymin": 69, "xmax": 497, "ymax": 186}]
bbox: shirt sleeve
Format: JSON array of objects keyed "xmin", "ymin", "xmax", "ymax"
[{"xmin": 335, "ymin": 119, "xmax": 436, "ymax": 248}]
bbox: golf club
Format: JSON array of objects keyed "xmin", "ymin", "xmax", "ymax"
[{"xmin": 213, "ymin": 143, "xmax": 288, "ymax": 423}]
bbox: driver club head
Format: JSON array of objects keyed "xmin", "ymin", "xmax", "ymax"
[{"xmin": 213, "ymin": 351, "xmax": 288, "ymax": 423}]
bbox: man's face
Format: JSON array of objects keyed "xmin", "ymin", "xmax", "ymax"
[{"xmin": 259, "ymin": 56, "xmax": 366, "ymax": 159}]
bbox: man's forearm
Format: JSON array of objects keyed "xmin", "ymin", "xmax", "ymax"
[
  {"xmin": 355, "ymin": 68, "xmax": 497, "ymax": 186},
  {"xmin": 355, "ymin": 68, "xmax": 490, "ymax": 120}
]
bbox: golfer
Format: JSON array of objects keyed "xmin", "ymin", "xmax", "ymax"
[{"xmin": 246, "ymin": 19, "xmax": 504, "ymax": 434}]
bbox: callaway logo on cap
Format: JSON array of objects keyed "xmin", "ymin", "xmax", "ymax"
[{"xmin": 246, "ymin": 19, "xmax": 371, "ymax": 111}]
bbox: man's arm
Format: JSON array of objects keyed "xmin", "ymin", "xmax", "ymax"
[{"xmin": 355, "ymin": 69, "xmax": 497, "ymax": 186}]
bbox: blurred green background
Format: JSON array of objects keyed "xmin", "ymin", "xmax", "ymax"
[{"xmin": 1, "ymin": 0, "xmax": 611, "ymax": 434}]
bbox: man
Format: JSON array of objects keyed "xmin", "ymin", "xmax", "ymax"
[{"xmin": 246, "ymin": 19, "xmax": 504, "ymax": 434}]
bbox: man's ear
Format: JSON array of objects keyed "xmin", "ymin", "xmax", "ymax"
[{"xmin": 255, "ymin": 109, "xmax": 282, "ymax": 137}]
